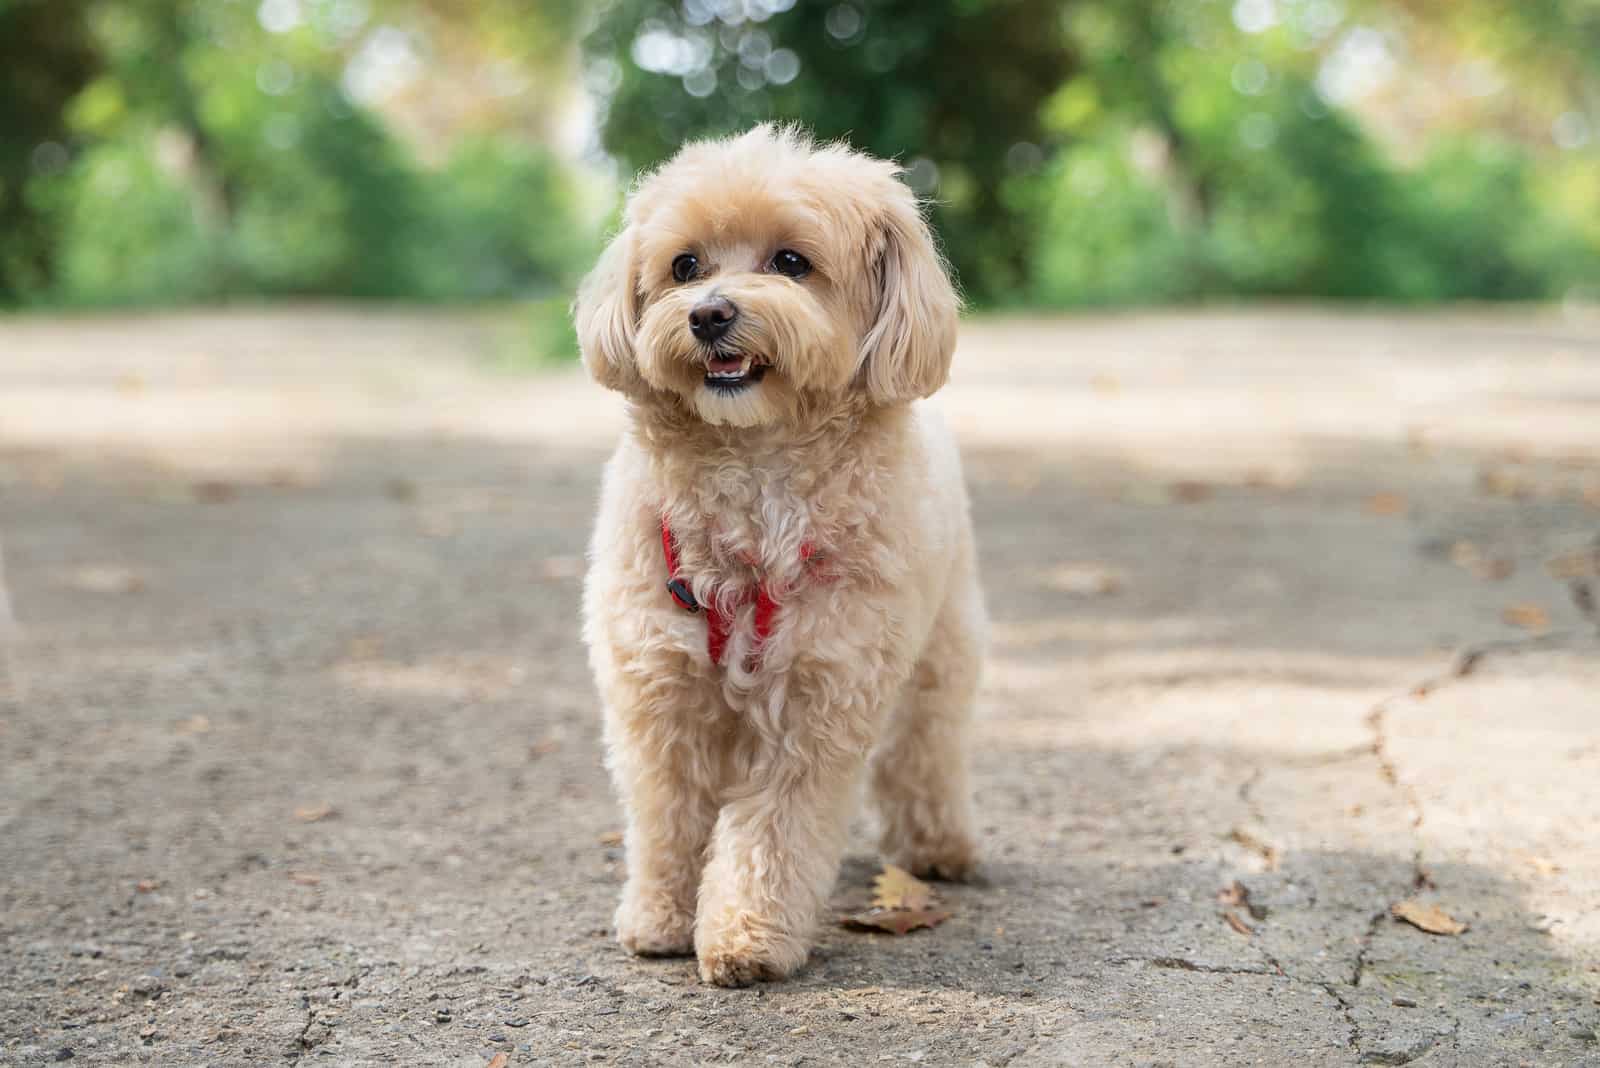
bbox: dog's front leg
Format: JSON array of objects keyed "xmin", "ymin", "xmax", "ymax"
[
  {"xmin": 694, "ymin": 671, "xmax": 885, "ymax": 987},
  {"xmin": 603, "ymin": 673, "xmax": 725, "ymax": 958}
]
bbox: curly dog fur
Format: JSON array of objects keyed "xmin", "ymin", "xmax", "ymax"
[{"xmin": 576, "ymin": 124, "xmax": 986, "ymax": 986}]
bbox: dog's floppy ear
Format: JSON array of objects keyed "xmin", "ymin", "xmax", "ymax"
[
  {"xmin": 574, "ymin": 224, "xmax": 643, "ymax": 394},
  {"xmin": 858, "ymin": 188, "xmax": 961, "ymax": 405}
]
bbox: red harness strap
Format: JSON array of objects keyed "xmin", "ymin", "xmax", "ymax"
[{"xmin": 660, "ymin": 517, "xmax": 813, "ymax": 666}]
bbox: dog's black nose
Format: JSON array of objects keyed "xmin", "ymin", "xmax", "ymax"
[{"xmin": 688, "ymin": 296, "xmax": 738, "ymax": 343}]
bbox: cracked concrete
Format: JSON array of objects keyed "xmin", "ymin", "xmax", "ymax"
[{"xmin": 2, "ymin": 306, "xmax": 1599, "ymax": 1066}]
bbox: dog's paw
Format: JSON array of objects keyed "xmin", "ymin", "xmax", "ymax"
[
  {"xmin": 615, "ymin": 896, "xmax": 695, "ymax": 958},
  {"xmin": 696, "ymin": 941, "xmax": 805, "ymax": 988},
  {"xmin": 695, "ymin": 917, "xmax": 807, "ymax": 987},
  {"xmin": 889, "ymin": 835, "xmax": 979, "ymax": 883}
]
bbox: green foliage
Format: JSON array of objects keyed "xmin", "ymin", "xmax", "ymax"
[
  {"xmin": 0, "ymin": 0, "xmax": 99, "ymax": 302},
  {"xmin": 414, "ymin": 139, "xmax": 595, "ymax": 300},
  {"xmin": 6, "ymin": 0, "xmax": 596, "ymax": 308},
  {"xmin": 3, "ymin": 0, "xmax": 1597, "ymax": 317},
  {"xmin": 586, "ymin": 0, "xmax": 1072, "ymax": 302},
  {"xmin": 1026, "ymin": 1, "xmax": 1600, "ymax": 307}
]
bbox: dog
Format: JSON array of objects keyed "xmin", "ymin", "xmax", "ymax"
[{"xmin": 575, "ymin": 124, "xmax": 986, "ymax": 987}]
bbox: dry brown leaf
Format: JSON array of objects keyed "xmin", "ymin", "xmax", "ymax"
[
  {"xmin": 288, "ymin": 872, "xmax": 322, "ymax": 887},
  {"xmin": 1502, "ymin": 603, "xmax": 1550, "ymax": 632},
  {"xmin": 873, "ymin": 864, "xmax": 934, "ymax": 911},
  {"xmin": 1217, "ymin": 881, "xmax": 1249, "ymax": 907},
  {"xmin": 1227, "ymin": 828, "xmax": 1280, "ymax": 869},
  {"xmin": 1168, "ymin": 480, "xmax": 1213, "ymax": 504},
  {"xmin": 1217, "ymin": 880, "xmax": 1268, "ymax": 920},
  {"xmin": 1364, "ymin": 492, "xmax": 1408, "ymax": 516},
  {"xmin": 1222, "ymin": 910, "xmax": 1254, "ymax": 936},
  {"xmin": 1392, "ymin": 899, "xmax": 1467, "ymax": 935},
  {"xmin": 1044, "ymin": 563, "xmax": 1124, "ymax": 598},
  {"xmin": 841, "ymin": 907, "xmax": 952, "ymax": 936},
  {"xmin": 597, "ymin": 830, "xmax": 624, "ymax": 847},
  {"xmin": 294, "ymin": 803, "xmax": 336, "ymax": 823},
  {"xmin": 486, "ymin": 1054, "xmax": 510, "ymax": 1068}
]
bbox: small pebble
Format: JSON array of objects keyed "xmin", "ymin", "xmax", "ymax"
[
  {"xmin": 130, "ymin": 976, "xmax": 164, "ymax": 998},
  {"xmin": 54, "ymin": 1050, "xmax": 74, "ymax": 1062},
  {"xmin": 1570, "ymin": 1026, "xmax": 1597, "ymax": 1043},
  {"xmin": 1392, "ymin": 996, "xmax": 1417, "ymax": 1008},
  {"xmin": 504, "ymin": 1018, "xmax": 529, "ymax": 1028}
]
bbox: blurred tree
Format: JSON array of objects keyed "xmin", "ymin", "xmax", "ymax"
[
  {"xmin": 0, "ymin": 0, "xmax": 99, "ymax": 302},
  {"xmin": 586, "ymin": 0, "xmax": 1073, "ymax": 302}
]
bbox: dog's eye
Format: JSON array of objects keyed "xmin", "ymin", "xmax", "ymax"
[
  {"xmin": 671, "ymin": 253, "xmax": 699, "ymax": 284},
  {"xmin": 769, "ymin": 249, "xmax": 811, "ymax": 279}
]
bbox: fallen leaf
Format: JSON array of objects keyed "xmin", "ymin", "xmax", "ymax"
[
  {"xmin": 68, "ymin": 566, "xmax": 146, "ymax": 595},
  {"xmin": 841, "ymin": 907, "xmax": 952, "ymax": 936},
  {"xmin": 487, "ymin": 1054, "xmax": 510, "ymax": 1068},
  {"xmin": 1167, "ymin": 480, "xmax": 1213, "ymax": 504},
  {"xmin": 1222, "ymin": 910, "xmax": 1254, "ymax": 936},
  {"xmin": 1364, "ymin": 492, "xmax": 1408, "ymax": 516},
  {"xmin": 293, "ymin": 803, "xmax": 336, "ymax": 823},
  {"xmin": 1501, "ymin": 603, "xmax": 1550, "ymax": 632},
  {"xmin": 1391, "ymin": 899, "xmax": 1467, "ymax": 935},
  {"xmin": 1227, "ymin": 827, "xmax": 1280, "ymax": 869},
  {"xmin": 192, "ymin": 480, "xmax": 237, "ymax": 504},
  {"xmin": 1044, "ymin": 563, "xmax": 1123, "ymax": 598},
  {"xmin": 288, "ymin": 872, "xmax": 322, "ymax": 887},
  {"xmin": 1217, "ymin": 880, "xmax": 1269, "ymax": 920},
  {"xmin": 597, "ymin": 830, "xmax": 623, "ymax": 847},
  {"xmin": 873, "ymin": 864, "xmax": 934, "ymax": 911}
]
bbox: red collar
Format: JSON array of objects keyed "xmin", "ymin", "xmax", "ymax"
[{"xmin": 660, "ymin": 517, "xmax": 818, "ymax": 667}]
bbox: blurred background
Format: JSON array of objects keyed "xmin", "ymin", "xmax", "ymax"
[{"xmin": 2, "ymin": 0, "xmax": 1598, "ymax": 349}]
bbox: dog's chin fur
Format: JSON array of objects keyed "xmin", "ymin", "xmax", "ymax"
[{"xmin": 575, "ymin": 124, "xmax": 985, "ymax": 988}]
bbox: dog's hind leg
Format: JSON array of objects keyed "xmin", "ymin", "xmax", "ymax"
[{"xmin": 869, "ymin": 552, "xmax": 984, "ymax": 881}]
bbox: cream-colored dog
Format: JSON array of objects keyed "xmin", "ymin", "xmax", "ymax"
[{"xmin": 576, "ymin": 124, "xmax": 985, "ymax": 987}]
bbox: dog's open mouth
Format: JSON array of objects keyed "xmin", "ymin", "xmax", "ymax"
[{"xmin": 703, "ymin": 353, "xmax": 770, "ymax": 392}]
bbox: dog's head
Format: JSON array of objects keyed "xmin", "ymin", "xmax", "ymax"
[{"xmin": 574, "ymin": 125, "xmax": 960, "ymax": 427}]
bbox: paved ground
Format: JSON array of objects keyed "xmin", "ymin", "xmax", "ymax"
[{"xmin": 2, "ymin": 306, "xmax": 1598, "ymax": 1067}]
